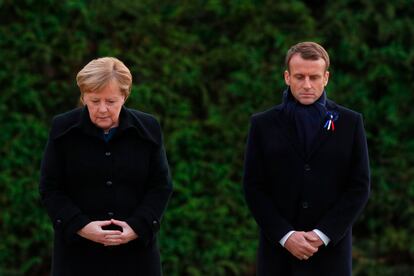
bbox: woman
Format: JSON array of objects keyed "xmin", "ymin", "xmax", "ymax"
[{"xmin": 40, "ymin": 57, "xmax": 173, "ymax": 275}]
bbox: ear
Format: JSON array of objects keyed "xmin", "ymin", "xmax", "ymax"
[
  {"xmin": 324, "ymin": 71, "xmax": 330, "ymax": 86},
  {"xmin": 80, "ymin": 94, "xmax": 85, "ymax": 105},
  {"xmin": 284, "ymin": 70, "xmax": 290, "ymax": 86}
]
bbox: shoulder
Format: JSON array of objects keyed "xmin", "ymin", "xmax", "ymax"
[
  {"xmin": 328, "ymin": 100, "xmax": 363, "ymax": 124},
  {"xmin": 127, "ymin": 108, "xmax": 160, "ymax": 128},
  {"xmin": 330, "ymin": 100, "xmax": 361, "ymax": 117},
  {"xmin": 124, "ymin": 108, "xmax": 162, "ymax": 145},
  {"xmin": 49, "ymin": 107, "xmax": 83, "ymax": 139},
  {"xmin": 327, "ymin": 100, "xmax": 366, "ymax": 137},
  {"xmin": 250, "ymin": 104, "xmax": 283, "ymax": 125}
]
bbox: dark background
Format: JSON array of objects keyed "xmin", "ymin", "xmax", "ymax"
[{"xmin": 1, "ymin": 0, "xmax": 413, "ymax": 275}]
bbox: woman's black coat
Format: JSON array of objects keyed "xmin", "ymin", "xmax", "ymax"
[
  {"xmin": 40, "ymin": 106, "xmax": 173, "ymax": 276},
  {"xmin": 243, "ymin": 100, "xmax": 370, "ymax": 276}
]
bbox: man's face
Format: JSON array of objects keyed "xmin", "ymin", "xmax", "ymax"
[
  {"xmin": 83, "ymin": 80, "xmax": 125, "ymax": 132},
  {"xmin": 284, "ymin": 54, "xmax": 329, "ymax": 105}
]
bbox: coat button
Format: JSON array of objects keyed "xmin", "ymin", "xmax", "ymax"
[
  {"xmin": 106, "ymin": 180, "xmax": 113, "ymax": 186},
  {"xmin": 108, "ymin": 212, "xmax": 114, "ymax": 218},
  {"xmin": 152, "ymin": 220, "xmax": 160, "ymax": 230},
  {"xmin": 304, "ymin": 164, "xmax": 311, "ymax": 171},
  {"xmin": 56, "ymin": 219, "xmax": 62, "ymax": 224},
  {"xmin": 105, "ymin": 152, "xmax": 111, "ymax": 156},
  {"xmin": 302, "ymin": 201, "xmax": 309, "ymax": 209}
]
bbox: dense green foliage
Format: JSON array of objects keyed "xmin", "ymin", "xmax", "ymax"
[{"xmin": 1, "ymin": 0, "xmax": 413, "ymax": 275}]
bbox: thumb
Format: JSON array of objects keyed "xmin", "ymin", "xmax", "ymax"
[
  {"xmin": 304, "ymin": 232, "xmax": 318, "ymax": 241},
  {"xmin": 96, "ymin": 220, "xmax": 112, "ymax": 226},
  {"xmin": 111, "ymin": 219, "xmax": 127, "ymax": 227}
]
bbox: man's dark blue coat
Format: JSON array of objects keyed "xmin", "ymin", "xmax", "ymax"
[
  {"xmin": 40, "ymin": 106, "xmax": 172, "ymax": 276},
  {"xmin": 243, "ymin": 99, "xmax": 370, "ymax": 276}
]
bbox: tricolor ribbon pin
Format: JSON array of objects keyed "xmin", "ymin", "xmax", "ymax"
[{"xmin": 324, "ymin": 112, "xmax": 339, "ymax": 132}]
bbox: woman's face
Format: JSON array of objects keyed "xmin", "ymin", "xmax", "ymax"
[{"xmin": 83, "ymin": 80, "xmax": 125, "ymax": 132}]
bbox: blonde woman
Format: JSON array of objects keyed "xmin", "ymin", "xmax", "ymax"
[{"xmin": 40, "ymin": 57, "xmax": 172, "ymax": 275}]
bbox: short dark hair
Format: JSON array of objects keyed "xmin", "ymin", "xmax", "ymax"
[{"xmin": 285, "ymin": 42, "xmax": 330, "ymax": 71}]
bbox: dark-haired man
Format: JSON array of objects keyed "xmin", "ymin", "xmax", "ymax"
[{"xmin": 243, "ymin": 42, "xmax": 370, "ymax": 275}]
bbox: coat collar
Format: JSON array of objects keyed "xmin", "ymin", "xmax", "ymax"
[
  {"xmin": 54, "ymin": 106, "xmax": 159, "ymax": 145},
  {"xmin": 117, "ymin": 106, "xmax": 159, "ymax": 145},
  {"xmin": 275, "ymin": 94, "xmax": 338, "ymax": 112}
]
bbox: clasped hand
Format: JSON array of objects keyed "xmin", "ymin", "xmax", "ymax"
[
  {"xmin": 77, "ymin": 219, "xmax": 138, "ymax": 246},
  {"xmin": 284, "ymin": 231, "xmax": 324, "ymax": 261}
]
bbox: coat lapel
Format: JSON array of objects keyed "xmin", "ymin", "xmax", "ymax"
[
  {"xmin": 273, "ymin": 107, "xmax": 306, "ymax": 160},
  {"xmin": 307, "ymin": 100, "xmax": 339, "ymax": 161}
]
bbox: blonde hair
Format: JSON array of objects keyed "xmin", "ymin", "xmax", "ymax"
[{"xmin": 76, "ymin": 57, "xmax": 132, "ymax": 99}]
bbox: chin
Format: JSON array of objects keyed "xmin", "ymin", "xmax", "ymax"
[
  {"xmin": 299, "ymin": 99, "xmax": 316, "ymax": 105},
  {"xmin": 95, "ymin": 122, "xmax": 112, "ymax": 130}
]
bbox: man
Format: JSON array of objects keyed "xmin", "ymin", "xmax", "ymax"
[{"xmin": 243, "ymin": 42, "xmax": 370, "ymax": 275}]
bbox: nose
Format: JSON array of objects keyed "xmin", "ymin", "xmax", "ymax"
[
  {"xmin": 98, "ymin": 102, "xmax": 108, "ymax": 113},
  {"xmin": 303, "ymin": 77, "xmax": 312, "ymax": 89}
]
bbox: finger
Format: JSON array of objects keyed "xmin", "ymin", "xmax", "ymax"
[
  {"xmin": 307, "ymin": 242, "xmax": 319, "ymax": 249},
  {"xmin": 104, "ymin": 234, "xmax": 122, "ymax": 239},
  {"xmin": 110, "ymin": 219, "xmax": 127, "ymax": 227},
  {"xmin": 96, "ymin": 220, "xmax": 113, "ymax": 226},
  {"xmin": 102, "ymin": 230, "xmax": 122, "ymax": 235},
  {"xmin": 296, "ymin": 253, "xmax": 306, "ymax": 260},
  {"xmin": 304, "ymin": 232, "xmax": 318, "ymax": 241},
  {"xmin": 306, "ymin": 243, "xmax": 318, "ymax": 254},
  {"xmin": 104, "ymin": 236, "xmax": 123, "ymax": 242},
  {"xmin": 105, "ymin": 238, "xmax": 123, "ymax": 244},
  {"xmin": 310, "ymin": 240, "xmax": 323, "ymax": 248},
  {"xmin": 302, "ymin": 245, "xmax": 318, "ymax": 255},
  {"xmin": 301, "ymin": 250, "xmax": 314, "ymax": 258},
  {"xmin": 306, "ymin": 246, "xmax": 318, "ymax": 255}
]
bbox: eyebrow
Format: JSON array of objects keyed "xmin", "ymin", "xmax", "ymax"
[
  {"xmin": 89, "ymin": 97, "xmax": 120, "ymax": 100},
  {"xmin": 293, "ymin": 73, "xmax": 322, "ymax": 77}
]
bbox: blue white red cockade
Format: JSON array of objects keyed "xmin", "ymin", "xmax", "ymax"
[{"xmin": 324, "ymin": 111, "xmax": 339, "ymax": 132}]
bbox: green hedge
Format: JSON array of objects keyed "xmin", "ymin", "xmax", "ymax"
[{"xmin": 0, "ymin": 0, "xmax": 413, "ymax": 275}]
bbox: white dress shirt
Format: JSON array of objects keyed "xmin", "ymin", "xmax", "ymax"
[{"xmin": 279, "ymin": 229, "xmax": 330, "ymax": 247}]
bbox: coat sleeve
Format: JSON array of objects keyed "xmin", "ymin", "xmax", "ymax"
[
  {"xmin": 39, "ymin": 118, "xmax": 91, "ymax": 243},
  {"xmin": 316, "ymin": 114, "xmax": 370, "ymax": 245},
  {"xmin": 125, "ymin": 121, "xmax": 173, "ymax": 246},
  {"xmin": 243, "ymin": 116, "xmax": 294, "ymax": 245}
]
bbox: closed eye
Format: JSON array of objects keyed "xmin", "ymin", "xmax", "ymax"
[{"xmin": 310, "ymin": 75, "xmax": 321, "ymax": 80}]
